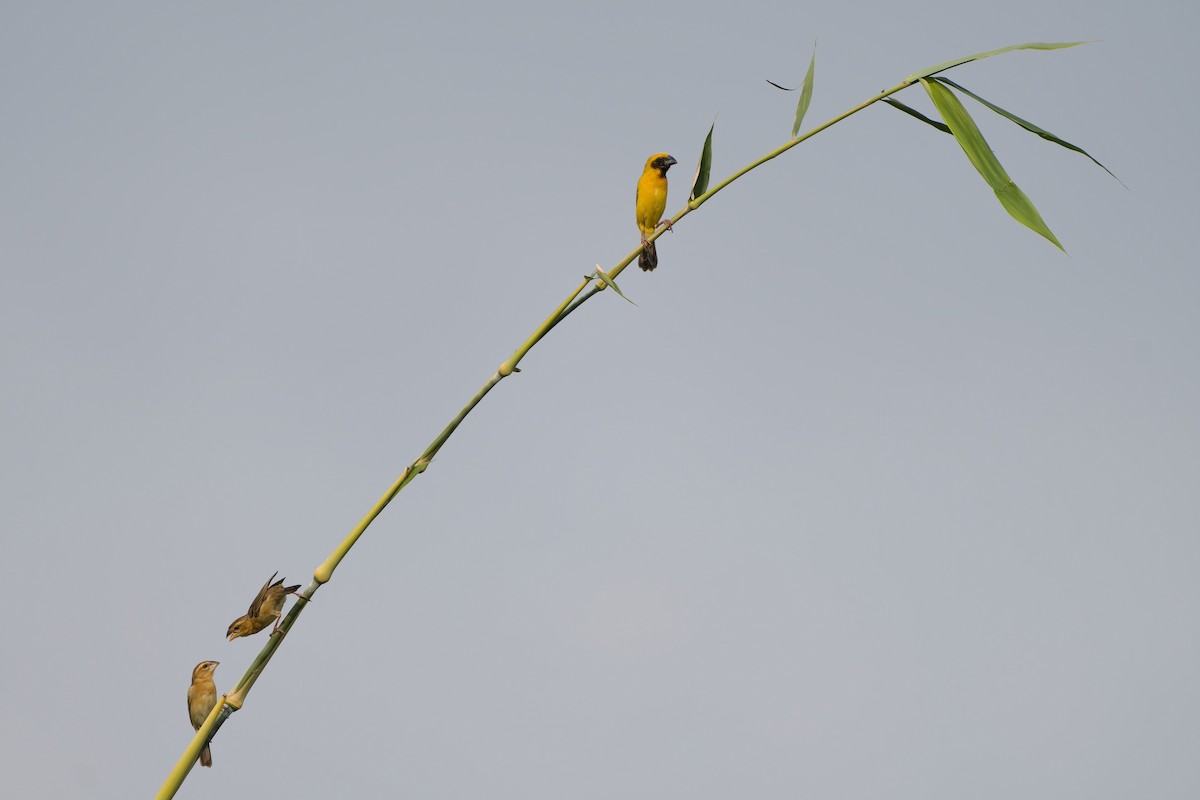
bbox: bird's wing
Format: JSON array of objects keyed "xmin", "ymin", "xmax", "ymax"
[{"xmin": 247, "ymin": 571, "xmax": 280, "ymax": 617}]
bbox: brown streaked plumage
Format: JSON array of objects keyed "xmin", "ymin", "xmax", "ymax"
[
  {"xmin": 187, "ymin": 660, "xmax": 220, "ymax": 767},
  {"xmin": 226, "ymin": 571, "xmax": 303, "ymax": 640}
]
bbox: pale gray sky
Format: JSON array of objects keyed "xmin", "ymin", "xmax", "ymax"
[{"xmin": 3, "ymin": 2, "xmax": 1198, "ymax": 798}]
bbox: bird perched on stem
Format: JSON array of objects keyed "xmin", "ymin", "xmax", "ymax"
[
  {"xmin": 226, "ymin": 572, "xmax": 304, "ymax": 640},
  {"xmin": 636, "ymin": 153, "xmax": 677, "ymax": 271},
  {"xmin": 187, "ymin": 660, "xmax": 220, "ymax": 767}
]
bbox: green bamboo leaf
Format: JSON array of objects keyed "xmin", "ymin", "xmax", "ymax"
[
  {"xmin": 908, "ymin": 41, "xmax": 1089, "ymax": 82},
  {"xmin": 792, "ymin": 44, "xmax": 816, "ymax": 138},
  {"xmin": 920, "ymin": 78, "xmax": 1064, "ymax": 250},
  {"xmin": 592, "ymin": 266, "xmax": 638, "ymax": 306},
  {"xmin": 882, "ymin": 97, "xmax": 951, "ymax": 134},
  {"xmin": 932, "ymin": 77, "xmax": 1123, "ymax": 186},
  {"xmin": 690, "ymin": 118, "xmax": 716, "ymax": 201}
]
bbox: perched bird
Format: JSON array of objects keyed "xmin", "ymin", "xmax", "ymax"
[
  {"xmin": 635, "ymin": 153, "xmax": 677, "ymax": 271},
  {"xmin": 226, "ymin": 572, "xmax": 303, "ymax": 640},
  {"xmin": 187, "ymin": 660, "xmax": 220, "ymax": 767}
]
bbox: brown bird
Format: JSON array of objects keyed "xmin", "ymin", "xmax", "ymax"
[
  {"xmin": 226, "ymin": 572, "xmax": 303, "ymax": 640},
  {"xmin": 187, "ymin": 660, "xmax": 220, "ymax": 767}
]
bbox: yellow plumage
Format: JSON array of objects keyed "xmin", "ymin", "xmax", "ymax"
[{"xmin": 635, "ymin": 153, "xmax": 677, "ymax": 271}]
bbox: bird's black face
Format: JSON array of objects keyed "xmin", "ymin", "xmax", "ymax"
[{"xmin": 653, "ymin": 155, "xmax": 677, "ymax": 174}]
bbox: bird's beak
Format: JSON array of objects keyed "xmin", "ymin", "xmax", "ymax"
[{"xmin": 667, "ymin": 156, "xmax": 678, "ymax": 166}]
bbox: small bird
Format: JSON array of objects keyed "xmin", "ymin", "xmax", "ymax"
[
  {"xmin": 635, "ymin": 153, "xmax": 677, "ymax": 271},
  {"xmin": 226, "ymin": 572, "xmax": 303, "ymax": 640},
  {"xmin": 187, "ymin": 660, "xmax": 220, "ymax": 767}
]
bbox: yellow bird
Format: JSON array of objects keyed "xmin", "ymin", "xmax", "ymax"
[
  {"xmin": 226, "ymin": 572, "xmax": 303, "ymax": 640},
  {"xmin": 635, "ymin": 153, "xmax": 677, "ymax": 271},
  {"xmin": 187, "ymin": 660, "xmax": 220, "ymax": 768}
]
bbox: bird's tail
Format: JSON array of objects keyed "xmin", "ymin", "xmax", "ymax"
[
  {"xmin": 639, "ymin": 240, "xmax": 658, "ymax": 272},
  {"xmin": 200, "ymin": 743, "xmax": 212, "ymax": 768}
]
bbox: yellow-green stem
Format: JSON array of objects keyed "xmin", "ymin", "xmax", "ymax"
[
  {"xmin": 158, "ymin": 76, "xmax": 916, "ymax": 800},
  {"xmin": 314, "ymin": 467, "xmax": 420, "ymax": 584},
  {"xmin": 500, "ymin": 276, "xmax": 591, "ymax": 375},
  {"xmin": 154, "ymin": 695, "xmax": 227, "ymax": 800}
]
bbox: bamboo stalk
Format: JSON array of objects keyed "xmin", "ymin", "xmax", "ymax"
[
  {"xmin": 158, "ymin": 40, "xmax": 1088, "ymax": 793},
  {"xmin": 157, "ymin": 81, "xmax": 906, "ymax": 800}
]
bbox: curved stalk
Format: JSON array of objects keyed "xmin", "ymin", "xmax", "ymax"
[{"xmin": 158, "ymin": 73, "xmax": 935, "ymax": 800}]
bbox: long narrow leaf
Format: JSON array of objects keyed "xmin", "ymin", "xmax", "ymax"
[
  {"xmin": 690, "ymin": 118, "xmax": 716, "ymax": 201},
  {"xmin": 920, "ymin": 78, "xmax": 1063, "ymax": 250},
  {"xmin": 908, "ymin": 41, "xmax": 1088, "ymax": 82},
  {"xmin": 933, "ymin": 77, "xmax": 1123, "ymax": 185},
  {"xmin": 792, "ymin": 44, "xmax": 816, "ymax": 138},
  {"xmin": 592, "ymin": 266, "xmax": 637, "ymax": 306},
  {"xmin": 882, "ymin": 97, "xmax": 951, "ymax": 134}
]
